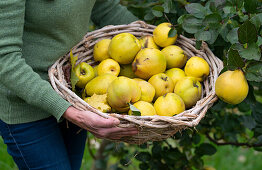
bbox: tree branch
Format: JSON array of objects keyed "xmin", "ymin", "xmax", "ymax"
[{"xmin": 205, "ymin": 133, "xmax": 262, "ymax": 148}]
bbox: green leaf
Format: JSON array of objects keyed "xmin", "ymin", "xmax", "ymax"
[
  {"xmin": 227, "ymin": 28, "xmax": 239, "ymax": 44},
  {"xmin": 70, "ymin": 70, "xmax": 79, "ymax": 92},
  {"xmin": 139, "ymin": 163, "xmax": 149, "ymax": 170},
  {"xmin": 195, "ymin": 30, "xmax": 211, "ymax": 41},
  {"xmin": 251, "ymin": 100, "xmax": 262, "ymax": 124},
  {"xmin": 120, "ymin": 157, "xmax": 129, "ymax": 166},
  {"xmin": 214, "ymin": 0, "xmax": 226, "ymax": 7},
  {"xmin": 203, "ymin": 13, "xmax": 222, "ymax": 29},
  {"xmin": 195, "ymin": 40, "xmax": 202, "ymax": 50},
  {"xmin": 182, "ymin": 15, "xmax": 203, "ymax": 34},
  {"xmin": 241, "ymin": 116, "xmax": 256, "ymax": 130},
  {"xmin": 238, "ymin": 13, "xmax": 249, "ymax": 22},
  {"xmin": 207, "ymin": 29, "xmax": 219, "ymax": 44},
  {"xmin": 257, "ymin": 36, "xmax": 262, "ymax": 47},
  {"xmin": 163, "ymin": 0, "xmax": 173, "ymax": 13},
  {"xmin": 223, "ymin": 6, "xmax": 236, "ymax": 14},
  {"xmin": 239, "ymin": 43, "xmax": 261, "ymax": 61},
  {"xmin": 168, "ymin": 28, "xmax": 177, "ymax": 38},
  {"xmin": 70, "ymin": 50, "xmax": 79, "ymax": 91},
  {"xmin": 70, "ymin": 50, "xmax": 78, "ymax": 69},
  {"xmin": 177, "ymin": 15, "xmax": 186, "ymax": 25},
  {"xmin": 246, "ymin": 63, "xmax": 262, "ymax": 82},
  {"xmin": 191, "ymin": 156, "xmax": 204, "ymax": 169},
  {"xmin": 209, "ymin": 2, "xmax": 217, "ymax": 12},
  {"xmin": 152, "ymin": 10, "xmax": 163, "ymax": 17},
  {"xmin": 244, "ymin": 0, "xmax": 258, "ymax": 14},
  {"xmin": 192, "ymin": 133, "xmax": 201, "ymax": 144},
  {"xmin": 144, "ymin": 12, "xmax": 154, "ymax": 21},
  {"xmin": 237, "ymin": 101, "xmax": 251, "ymax": 112},
  {"xmin": 129, "ymin": 103, "xmax": 141, "ymax": 116},
  {"xmin": 238, "ymin": 20, "xmax": 258, "ymax": 44},
  {"xmin": 152, "ymin": 5, "xmax": 164, "ymax": 12},
  {"xmin": 231, "ymin": 43, "xmax": 244, "ymax": 51},
  {"xmin": 250, "ymin": 13, "xmax": 262, "ymax": 29},
  {"xmin": 227, "ymin": 47, "xmax": 245, "ymax": 70},
  {"xmin": 152, "ymin": 5, "xmax": 164, "ymax": 17},
  {"xmin": 136, "ymin": 152, "xmax": 151, "ymax": 162},
  {"xmin": 152, "ymin": 143, "xmax": 162, "ymax": 155},
  {"xmin": 219, "ymin": 22, "xmax": 230, "ymax": 42},
  {"xmin": 185, "ymin": 3, "xmax": 206, "ymax": 19},
  {"xmin": 195, "ymin": 143, "xmax": 217, "ymax": 156}
]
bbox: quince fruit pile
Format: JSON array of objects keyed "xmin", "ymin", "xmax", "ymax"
[{"xmin": 72, "ymin": 22, "xmax": 213, "ymax": 117}]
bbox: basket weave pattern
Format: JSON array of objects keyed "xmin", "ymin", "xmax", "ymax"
[{"xmin": 48, "ymin": 21, "xmax": 223, "ymax": 144}]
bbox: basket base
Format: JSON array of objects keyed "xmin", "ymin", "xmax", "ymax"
[{"xmin": 111, "ymin": 125, "xmax": 187, "ymax": 145}]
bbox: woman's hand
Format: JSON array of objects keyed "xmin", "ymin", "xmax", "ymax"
[{"xmin": 63, "ymin": 106, "xmax": 138, "ymax": 140}]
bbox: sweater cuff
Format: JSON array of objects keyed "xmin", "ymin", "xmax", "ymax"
[{"xmin": 40, "ymin": 87, "xmax": 72, "ymax": 122}]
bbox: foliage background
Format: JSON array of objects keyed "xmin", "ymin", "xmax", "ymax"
[{"xmin": 1, "ymin": 0, "xmax": 262, "ymax": 170}]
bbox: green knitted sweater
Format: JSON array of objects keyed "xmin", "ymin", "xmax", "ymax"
[{"xmin": 0, "ymin": 0, "xmax": 137, "ymax": 124}]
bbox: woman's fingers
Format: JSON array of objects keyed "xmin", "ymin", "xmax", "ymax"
[
  {"xmin": 94, "ymin": 117, "xmax": 120, "ymax": 128},
  {"xmin": 92, "ymin": 127, "xmax": 138, "ymax": 139},
  {"xmin": 63, "ymin": 108, "xmax": 139, "ymax": 140},
  {"xmin": 82, "ymin": 111, "xmax": 120, "ymax": 128}
]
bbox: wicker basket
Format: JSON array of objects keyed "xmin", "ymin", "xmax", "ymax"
[{"xmin": 48, "ymin": 21, "xmax": 223, "ymax": 144}]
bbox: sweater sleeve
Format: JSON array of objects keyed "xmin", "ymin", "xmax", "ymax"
[
  {"xmin": 0, "ymin": 0, "xmax": 71, "ymax": 121},
  {"xmin": 91, "ymin": 0, "xmax": 138, "ymax": 27}
]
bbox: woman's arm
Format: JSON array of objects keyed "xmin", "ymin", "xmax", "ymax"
[{"xmin": 0, "ymin": 0, "xmax": 71, "ymax": 121}]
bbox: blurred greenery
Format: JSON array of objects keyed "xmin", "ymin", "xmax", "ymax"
[
  {"xmin": 203, "ymin": 145, "xmax": 262, "ymax": 170},
  {"xmin": 0, "ymin": 137, "xmax": 17, "ymax": 170},
  {"xmin": 2, "ymin": 137, "xmax": 262, "ymax": 170}
]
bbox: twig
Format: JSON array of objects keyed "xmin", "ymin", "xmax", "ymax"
[
  {"xmin": 164, "ymin": 13, "xmax": 178, "ymax": 27},
  {"xmin": 205, "ymin": 133, "xmax": 262, "ymax": 148}
]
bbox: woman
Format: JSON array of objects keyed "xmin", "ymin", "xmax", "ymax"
[{"xmin": 0, "ymin": 0, "xmax": 139, "ymax": 169}]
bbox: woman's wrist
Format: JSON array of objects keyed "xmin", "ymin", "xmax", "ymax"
[{"xmin": 63, "ymin": 106, "xmax": 81, "ymax": 122}]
